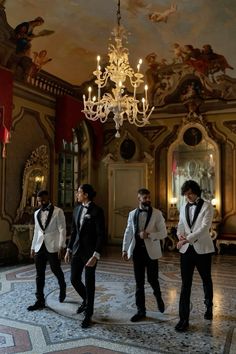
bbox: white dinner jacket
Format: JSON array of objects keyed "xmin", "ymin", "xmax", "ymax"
[
  {"xmin": 31, "ymin": 206, "xmax": 66, "ymax": 253},
  {"xmin": 177, "ymin": 200, "xmax": 214, "ymax": 254},
  {"xmin": 122, "ymin": 207, "xmax": 167, "ymax": 260}
]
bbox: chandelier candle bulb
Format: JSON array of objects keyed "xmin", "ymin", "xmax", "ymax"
[
  {"xmin": 133, "ymin": 84, "xmax": 137, "ymax": 99},
  {"xmin": 137, "ymin": 59, "xmax": 142, "ymax": 72},
  {"xmin": 142, "ymin": 97, "xmax": 145, "ymax": 110},
  {"xmin": 88, "ymin": 87, "xmax": 92, "ymax": 100},
  {"xmin": 97, "ymin": 55, "xmax": 100, "ymax": 68},
  {"xmin": 145, "ymin": 85, "xmax": 148, "ymax": 101}
]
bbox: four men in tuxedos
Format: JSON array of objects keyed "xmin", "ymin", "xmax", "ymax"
[
  {"xmin": 65, "ymin": 184, "xmax": 105, "ymax": 329},
  {"xmin": 175, "ymin": 180, "xmax": 215, "ymax": 332},
  {"xmin": 27, "ymin": 182, "xmax": 214, "ymax": 332},
  {"xmin": 122, "ymin": 188, "xmax": 167, "ymax": 322},
  {"xmin": 27, "ymin": 190, "xmax": 67, "ymax": 311}
]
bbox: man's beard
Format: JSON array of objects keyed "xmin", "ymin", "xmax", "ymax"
[{"xmin": 142, "ymin": 201, "xmax": 151, "ymax": 207}]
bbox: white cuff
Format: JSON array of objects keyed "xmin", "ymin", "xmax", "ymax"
[{"xmin": 93, "ymin": 251, "xmax": 100, "ymax": 260}]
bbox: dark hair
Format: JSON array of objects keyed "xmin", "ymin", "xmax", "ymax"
[
  {"xmin": 181, "ymin": 180, "xmax": 201, "ymax": 197},
  {"xmin": 37, "ymin": 190, "xmax": 49, "ymax": 197},
  {"xmin": 79, "ymin": 184, "xmax": 96, "ymax": 200},
  {"xmin": 138, "ymin": 188, "xmax": 150, "ymax": 195}
]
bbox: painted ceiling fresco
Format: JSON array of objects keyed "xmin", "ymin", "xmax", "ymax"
[{"xmin": 4, "ymin": 0, "xmax": 236, "ymax": 86}]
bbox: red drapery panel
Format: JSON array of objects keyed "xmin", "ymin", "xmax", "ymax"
[
  {"xmin": 55, "ymin": 95, "xmax": 103, "ymax": 158},
  {"xmin": 0, "ymin": 67, "xmax": 13, "ymax": 157}
]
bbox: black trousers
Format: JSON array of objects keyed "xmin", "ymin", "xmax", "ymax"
[
  {"xmin": 133, "ymin": 245, "xmax": 162, "ymax": 313},
  {"xmin": 70, "ymin": 254, "xmax": 97, "ymax": 317},
  {"xmin": 34, "ymin": 242, "xmax": 66, "ymax": 302},
  {"xmin": 179, "ymin": 246, "xmax": 213, "ymax": 320}
]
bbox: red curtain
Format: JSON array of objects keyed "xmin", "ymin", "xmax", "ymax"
[
  {"xmin": 55, "ymin": 95, "xmax": 103, "ymax": 158},
  {"xmin": 0, "ymin": 67, "xmax": 13, "ymax": 157}
]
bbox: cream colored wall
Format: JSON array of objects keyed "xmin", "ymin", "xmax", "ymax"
[{"xmin": 101, "ymin": 108, "xmax": 236, "ymax": 237}]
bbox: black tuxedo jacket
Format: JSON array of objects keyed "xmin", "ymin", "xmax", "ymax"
[{"xmin": 68, "ymin": 202, "xmax": 105, "ymax": 261}]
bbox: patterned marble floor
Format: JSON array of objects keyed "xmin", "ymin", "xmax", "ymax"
[{"xmin": 0, "ymin": 247, "xmax": 236, "ymax": 354}]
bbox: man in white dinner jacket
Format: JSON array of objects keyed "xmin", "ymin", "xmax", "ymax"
[
  {"xmin": 27, "ymin": 190, "xmax": 67, "ymax": 311},
  {"xmin": 175, "ymin": 180, "xmax": 215, "ymax": 332},
  {"xmin": 122, "ymin": 188, "xmax": 167, "ymax": 322}
]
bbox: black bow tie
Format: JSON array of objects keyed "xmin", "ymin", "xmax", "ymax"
[
  {"xmin": 82, "ymin": 205, "xmax": 89, "ymax": 209},
  {"xmin": 188, "ymin": 202, "xmax": 197, "ymax": 207},
  {"xmin": 139, "ymin": 208, "xmax": 148, "ymax": 212},
  {"xmin": 41, "ymin": 206, "xmax": 50, "ymax": 212}
]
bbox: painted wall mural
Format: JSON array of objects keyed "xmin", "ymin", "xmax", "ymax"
[{"xmin": 0, "ymin": 0, "xmax": 235, "ymax": 101}]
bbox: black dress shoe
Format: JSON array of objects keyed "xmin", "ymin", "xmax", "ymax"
[
  {"xmin": 157, "ymin": 297, "xmax": 165, "ymax": 313},
  {"xmin": 77, "ymin": 302, "xmax": 86, "ymax": 314},
  {"xmin": 27, "ymin": 301, "xmax": 45, "ymax": 311},
  {"xmin": 81, "ymin": 316, "xmax": 92, "ymax": 329},
  {"xmin": 59, "ymin": 286, "xmax": 66, "ymax": 303},
  {"xmin": 204, "ymin": 307, "xmax": 213, "ymax": 320},
  {"xmin": 130, "ymin": 312, "xmax": 146, "ymax": 322},
  {"xmin": 175, "ymin": 319, "xmax": 189, "ymax": 332}
]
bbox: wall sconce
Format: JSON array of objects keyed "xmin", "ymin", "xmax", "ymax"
[
  {"xmin": 35, "ymin": 176, "xmax": 44, "ymax": 183},
  {"xmin": 211, "ymin": 198, "xmax": 217, "ymax": 207},
  {"xmin": 170, "ymin": 197, "xmax": 178, "ymax": 207},
  {"xmin": 211, "ymin": 198, "xmax": 219, "ymax": 220},
  {"xmin": 32, "ymin": 175, "xmax": 45, "ymax": 206},
  {"xmin": 169, "ymin": 197, "xmax": 179, "ymax": 220}
]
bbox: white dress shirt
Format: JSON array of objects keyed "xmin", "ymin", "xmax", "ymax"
[{"xmin": 189, "ymin": 204, "xmax": 196, "ymax": 223}]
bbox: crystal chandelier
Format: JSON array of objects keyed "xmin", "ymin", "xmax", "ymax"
[{"xmin": 82, "ymin": 0, "xmax": 154, "ymax": 138}]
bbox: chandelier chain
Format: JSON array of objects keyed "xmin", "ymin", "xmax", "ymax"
[{"xmin": 117, "ymin": 0, "xmax": 121, "ymax": 28}]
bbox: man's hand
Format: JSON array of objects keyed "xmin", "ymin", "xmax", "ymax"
[
  {"xmin": 86, "ymin": 255, "xmax": 97, "ymax": 267},
  {"xmin": 122, "ymin": 251, "xmax": 128, "ymax": 261},
  {"xmin": 177, "ymin": 239, "xmax": 188, "ymax": 249},
  {"xmin": 179, "ymin": 234, "xmax": 186, "ymax": 241},
  {"xmin": 139, "ymin": 231, "xmax": 149, "ymax": 239},
  {"xmin": 64, "ymin": 250, "xmax": 71, "ymax": 264},
  {"xmin": 30, "ymin": 249, "xmax": 35, "ymax": 258}
]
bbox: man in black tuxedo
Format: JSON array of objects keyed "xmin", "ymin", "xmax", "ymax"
[{"xmin": 65, "ymin": 184, "xmax": 105, "ymax": 328}]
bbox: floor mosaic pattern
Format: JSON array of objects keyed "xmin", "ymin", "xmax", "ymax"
[{"xmin": 0, "ymin": 248, "xmax": 236, "ymax": 353}]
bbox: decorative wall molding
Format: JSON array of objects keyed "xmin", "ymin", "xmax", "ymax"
[
  {"xmin": 224, "ymin": 120, "xmax": 236, "ymax": 134},
  {"xmin": 137, "ymin": 126, "xmax": 167, "ymax": 142}
]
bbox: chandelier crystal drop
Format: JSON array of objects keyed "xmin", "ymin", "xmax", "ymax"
[{"xmin": 82, "ymin": 0, "xmax": 154, "ymax": 138}]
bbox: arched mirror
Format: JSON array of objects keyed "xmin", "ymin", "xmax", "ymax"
[
  {"xmin": 168, "ymin": 123, "xmax": 220, "ymax": 219},
  {"xmin": 15, "ymin": 145, "xmax": 49, "ymax": 223}
]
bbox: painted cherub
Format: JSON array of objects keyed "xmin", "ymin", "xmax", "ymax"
[
  {"xmin": 28, "ymin": 50, "xmax": 52, "ymax": 79},
  {"xmin": 172, "ymin": 43, "xmax": 185, "ymax": 63},
  {"xmin": 149, "ymin": 3, "xmax": 177, "ymax": 23}
]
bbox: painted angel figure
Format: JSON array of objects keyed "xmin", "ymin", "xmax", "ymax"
[
  {"xmin": 172, "ymin": 43, "xmax": 185, "ymax": 63},
  {"xmin": 149, "ymin": 3, "xmax": 177, "ymax": 23},
  {"xmin": 28, "ymin": 50, "xmax": 52, "ymax": 79},
  {"xmin": 14, "ymin": 17, "xmax": 54, "ymax": 56}
]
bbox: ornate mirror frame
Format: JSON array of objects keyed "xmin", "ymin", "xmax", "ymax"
[
  {"xmin": 15, "ymin": 145, "xmax": 49, "ymax": 222},
  {"xmin": 167, "ymin": 121, "xmax": 221, "ymax": 219}
]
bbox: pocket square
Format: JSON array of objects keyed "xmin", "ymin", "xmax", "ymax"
[{"xmin": 84, "ymin": 214, "xmax": 91, "ymax": 220}]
